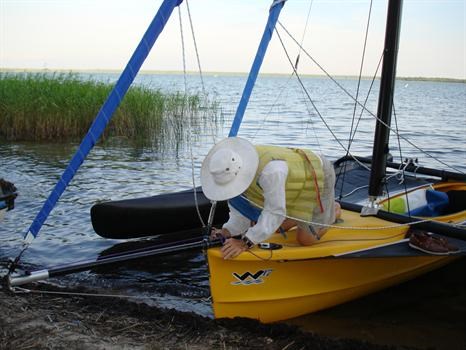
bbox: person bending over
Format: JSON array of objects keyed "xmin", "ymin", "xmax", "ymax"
[{"xmin": 201, "ymin": 137, "xmax": 341, "ymax": 259}]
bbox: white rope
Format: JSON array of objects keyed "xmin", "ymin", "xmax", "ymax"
[
  {"xmin": 185, "ymin": 0, "xmax": 206, "ymax": 98},
  {"xmin": 236, "ymin": 193, "xmax": 466, "ymax": 231},
  {"xmin": 178, "ymin": 6, "xmax": 206, "ymax": 228}
]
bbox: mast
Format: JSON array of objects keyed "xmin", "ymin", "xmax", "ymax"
[{"xmin": 368, "ymin": 0, "xmax": 403, "ymax": 200}]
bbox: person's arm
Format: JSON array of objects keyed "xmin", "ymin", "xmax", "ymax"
[
  {"xmin": 221, "ymin": 161, "xmax": 288, "ymax": 260},
  {"xmin": 244, "ymin": 160, "xmax": 288, "ymax": 244},
  {"xmin": 219, "ymin": 204, "xmax": 253, "ymax": 259},
  {"xmin": 220, "ymin": 203, "xmax": 252, "ymax": 237}
]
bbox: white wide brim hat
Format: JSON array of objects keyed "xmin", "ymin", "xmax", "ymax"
[{"xmin": 201, "ymin": 137, "xmax": 259, "ymax": 201}]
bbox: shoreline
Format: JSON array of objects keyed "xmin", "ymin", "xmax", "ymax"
[
  {"xmin": 1, "ymin": 68, "xmax": 465, "ymax": 84},
  {"xmin": 1, "ymin": 258, "xmax": 465, "ymax": 350},
  {"xmin": 1, "ymin": 285, "xmax": 399, "ymax": 350}
]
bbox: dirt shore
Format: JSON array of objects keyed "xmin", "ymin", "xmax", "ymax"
[
  {"xmin": 1, "ymin": 258, "xmax": 465, "ymax": 350},
  {"xmin": 0, "ymin": 284, "xmax": 412, "ymax": 350}
]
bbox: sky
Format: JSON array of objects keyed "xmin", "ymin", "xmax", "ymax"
[{"xmin": 1, "ymin": 0, "xmax": 465, "ymax": 79}]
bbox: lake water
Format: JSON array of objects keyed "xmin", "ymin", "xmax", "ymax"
[{"xmin": 1, "ymin": 73, "xmax": 465, "ymax": 346}]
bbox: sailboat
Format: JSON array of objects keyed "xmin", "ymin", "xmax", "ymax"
[{"xmin": 7, "ymin": 0, "xmax": 465, "ymax": 323}]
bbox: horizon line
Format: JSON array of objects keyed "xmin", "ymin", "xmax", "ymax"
[{"xmin": 1, "ymin": 67, "xmax": 465, "ymax": 83}]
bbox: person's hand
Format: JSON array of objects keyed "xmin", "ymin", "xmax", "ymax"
[
  {"xmin": 221, "ymin": 238, "xmax": 248, "ymax": 259},
  {"xmin": 211, "ymin": 227, "xmax": 231, "ymax": 240}
]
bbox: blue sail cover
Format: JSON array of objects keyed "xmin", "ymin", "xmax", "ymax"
[
  {"xmin": 228, "ymin": 0, "xmax": 286, "ymax": 137},
  {"xmin": 25, "ymin": 0, "xmax": 183, "ymax": 242}
]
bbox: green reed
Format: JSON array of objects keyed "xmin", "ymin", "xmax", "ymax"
[{"xmin": 0, "ymin": 72, "xmax": 220, "ymax": 147}]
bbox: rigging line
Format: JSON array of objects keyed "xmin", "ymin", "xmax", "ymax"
[
  {"xmin": 339, "ymin": 160, "xmax": 416, "ymax": 199},
  {"xmin": 185, "ymin": 0, "xmax": 206, "ymax": 98},
  {"xmin": 250, "ymin": 72, "xmax": 295, "ymax": 142},
  {"xmin": 391, "ymin": 101, "xmax": 413, "ymax": 216},
  {"xmin": 340, "ymin": 0, "xmax": 378, "ymax": 189},
  {"xmin": 275, "ymin": 27, "xmax": 371, "ymax": 172},
  {"xmin": 295, "ymin": 0, "xmax": 314, "ymax": 64},
  {"xmin": 178, "ymin": 6, "xmax": 205, "ymax": 228},
  {"xmin": 185, "ymin": 0, "xmax": 215, "ymax": 143},
  {"xmin": 300, "ymin": 82, "xmax": 322, "ymax": 152},
  {"xmin": 338, "ymin": 0, "xmax": 375, "ymax": 199},
  {"xmin": 277, "ymin": 21, "xmax": 465, "ymax": 175},
  {"xmin": 294, "ymin": 0, "xmax": 322, "ymax": 151},
  {"xmin": 235, "ymin": 189, "xmax": 463, "ymax": 231},
  {"xmin": 348, "ymin": 0, "xmax": 373, "ymax": 155},
  {"xmin": 339, "ymin": 184, "xmax": 369, "ymax": 199},
  {"xmin": 349, "ymin": 52, "xmax": 383, "ymax": 147},
  {"xmin": 179, "ymin": 7, "xmax": 188, "ymax": 94},
  {"xmin": 185, "ymin": 0, "xmax": 217, "ymax": 146},
  {"xmin": 251, "ymin": 0, "xmax": 315, "ymax": 145},
  {"xmin": 337, "ymin": 52, "xmax": 384, "ymax": 199}
]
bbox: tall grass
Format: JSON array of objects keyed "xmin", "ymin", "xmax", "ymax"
[{"xmin": 0, "ymin": 72, "xmax": 220, "ymax": 147}]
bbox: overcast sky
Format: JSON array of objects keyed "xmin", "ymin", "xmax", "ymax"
[{"xmin": 1, "ymin": 0, "xmax": 465, "ymax": 79}]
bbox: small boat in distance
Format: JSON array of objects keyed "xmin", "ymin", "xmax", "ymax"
[{"xmin": 0, "ymin": 179, "xmax": 17, "ymax": 222}]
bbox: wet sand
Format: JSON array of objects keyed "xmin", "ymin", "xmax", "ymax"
[
  {"xmin": 1, "ymin": 286, "xmax": 402, "ymax": 350},
  {"xmin": 1, "ymin": 258, "xmax": 464, "ymax": 350}
]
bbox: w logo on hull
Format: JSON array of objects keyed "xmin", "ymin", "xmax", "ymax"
[{"xmin": 231, "ymin": 269, "xmax": 273, "ymax": 285}]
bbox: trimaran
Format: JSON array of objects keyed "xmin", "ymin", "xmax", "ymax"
[{"xmin": 6, "ymin": 0, "xmax": 466, "ymax": 323}]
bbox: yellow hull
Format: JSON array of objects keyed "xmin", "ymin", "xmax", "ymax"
[
  {"xmin": 208, "ymin": 250, "xmax": 454, "ymax": 323},
  {"xmin": 207, "ymin": 182, "xmax": 465, "ymax": 323}
]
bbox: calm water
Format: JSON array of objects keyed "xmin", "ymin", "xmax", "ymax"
[{"xmin": 1, "ymin": 73, "xmax": 465, "ymax": 330}]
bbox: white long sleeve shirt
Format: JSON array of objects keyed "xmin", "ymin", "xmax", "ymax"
[{"xmin": 222, "ymin": 160, "xmax": 288, "ymax": 244}]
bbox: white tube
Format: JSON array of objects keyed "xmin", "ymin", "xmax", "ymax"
[{"xmin": 8, "ymin": 270, "xmax": 49, "ymax": 287}]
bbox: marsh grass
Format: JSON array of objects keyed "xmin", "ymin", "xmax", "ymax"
[{"xmin": 0, "ymin": 72, "xmax": 220, "ymax": 148}]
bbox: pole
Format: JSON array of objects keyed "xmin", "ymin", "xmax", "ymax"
[
  {"xmin": 8, "ymin": 237, "xmax": 222, "ymax": 288},
  {"xmin": 368, "ymin": 0, "xmax": 403, "ymax": 199}
]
